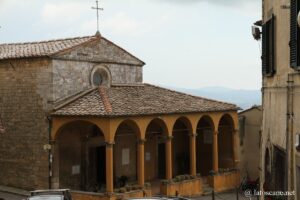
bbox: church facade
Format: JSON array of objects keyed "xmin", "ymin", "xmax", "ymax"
[{"xmin": 0, "ymin": 34, "xmax": 239, "ymax": 198}]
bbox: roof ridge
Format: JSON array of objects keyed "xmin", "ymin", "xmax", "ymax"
[
  {"xmin": 98, "ymin": 87, "xmax": 112, "ymax": 113},
  {"xmin": 101, "ymin": 37, "xmax": 145, "ymax": 66},
  {"xmin": 53, "ymin": 87, "xmax": 97, "ymax": 111},
  {"xmin": 50, "ymin": 36, "xmax": 100, "ymax": 57},
  {"xmin": 144, "ymin": 83, "xmax": 238, "ymax": 107},
  {"xmin": 0, "ymin": 35, "xmax": 95, "ymax": 46}
]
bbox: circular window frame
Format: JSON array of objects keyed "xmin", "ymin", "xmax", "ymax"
[{"xmin": 90, "ymin": 65, "xmax": 111, "ymax": 87}]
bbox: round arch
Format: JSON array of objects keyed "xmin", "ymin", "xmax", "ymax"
[
  {"xmin": 114, "ymin": 119, "xmax": 142, "ymax": 140},
  {"xmin": 172, "ymin": 116, "xmax": 193, "ymax": 134},
  {"xmin": 54, "ymin": 120, "xmax": 106, "ymax": 191},
  {"xmin": 144, "ymin": 118, "xmax": 169, "ymax": 180},
  {"xmin": 172, "ymin": 117, "xmax": 193, "ymax": 176},
  {"xmin": 196, "ymin": 115, "xmax": 215, "ymax": 176},
  {"xmin": 217, "ymin": 114, "xmax": 235, "ymax": 169},
  {"xmin": 264, "ymin": 148, "xmax": 271, "ymax": 188},
  {"xmin": 90, "ymin": 65, "xmax": 112, "ymax": 87},
  {"xmin": 113, "ymin": 119, "xmax": 140, "ymax": 187}
]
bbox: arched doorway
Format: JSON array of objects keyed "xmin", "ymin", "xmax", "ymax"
[
  {"xmin": 264, "ymin": 148, "xmax": 271, "ymax": 189},
  {"xmin": 56, "ymin": 121, "xmax": 106, "ymax": 191},
  {"xmin": 114, "ymin": 120, "xmax": 139, "ymax": 188},
  {"xmin": 172, "ymin": 117, "xmax": 191, "ymax": 176},
  {"xmin": 196, "ymin": 116, "xmax": 214, "ymax": 176},
  {"xmin": 218, "ymin": 114, "xmax": 235, "ymax": 169},
  {"xmin": 145, "ymin": 118, "xmax": 168, "ymax": 181}
]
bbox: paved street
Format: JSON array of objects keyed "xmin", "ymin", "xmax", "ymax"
[
  {"xmin": 192, "ymin": 192, "xmax": 253, "ymax": 200},
  {"xmin": 0, "ymin": 191, "xmax": 26, "ymax": 200},
  {"xmin": 0, "ymin": 190, "xmax": 254, "ymax": 200}
]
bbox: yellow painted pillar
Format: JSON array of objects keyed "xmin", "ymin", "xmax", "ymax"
[
  {"xmin": 106, "ymin": 142, "xmax": 114, "ymax": 193},
  {"xmin": 166, "ymin": 136, "xmax": 173, "ymax": 180},
  {"xmin": 190, "ymin": 133, "xmax": 197, "ymax": 176},
  {"xmin": 213, "ymin": 131, "xmax": 219, "ymax": 172},
  {"xmin": 137, "ymin": 139, "xmax": 145, "ymax": 186},
  {"xmin": 232, "ymin": 129, "xmax": 239, "ymax": 168}
]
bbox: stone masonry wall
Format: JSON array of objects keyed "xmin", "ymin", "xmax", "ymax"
[
  {"xmin": 0, "ymin": 58, "xmax": 53, "ymax": 190},
  {"xmin": 52, "ymin": 59, "xmax": 143, "ymax": 101}
]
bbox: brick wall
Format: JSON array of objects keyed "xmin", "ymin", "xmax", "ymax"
[{"xmin": 0, "ymin": 58, "xmax": 53, "ymax": 190}]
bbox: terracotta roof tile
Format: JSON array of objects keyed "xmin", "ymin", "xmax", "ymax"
[
  {"xmin": 0, "ymin": 36, "xmax": 96, "ymax": 60},
  {"xmin": 52, "ymin": 84, "xmax": 238, "ymax": 117}
]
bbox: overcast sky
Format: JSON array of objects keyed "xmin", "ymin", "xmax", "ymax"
[{"xmin": 0, "ymin": 0, "xmax": 261, "ymax": 90}]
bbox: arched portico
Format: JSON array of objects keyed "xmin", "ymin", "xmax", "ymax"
[{"xmin": 50, "ymin": 111, "xmax": 239, "ymax": 195}]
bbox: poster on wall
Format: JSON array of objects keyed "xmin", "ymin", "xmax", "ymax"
[
  {"xmin": 122, "ymin": 148, "xmax": 130, "ymax": 165},
  {"xmin": 72, "ymin": 165, "xmax": 80, "ymax": 175},
  {"xmin": 145, "ymin": 152, "xmax": 151, "ymax": 161},
  {"xmin": 203, "ymin": 130, "xmax": 213, "ymax": 144}
]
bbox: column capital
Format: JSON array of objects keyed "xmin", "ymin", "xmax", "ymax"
[
  {"xmin": 165, "ymin": 135, "xmax": 173, "ymax": 141},
  {"xmin": 137, "ymin": 139, "xmax": 146, "ymax": 144},
  {"xmin": 105, "ymin": 141, "xmax": 115, "ymax": 147},
  {"xmin": 189, "ymin": 133, "xmax": 198, "ymax": 138},
  {"xmin": 214, "ymin": 131, "xmax": 219, "ymax": 135}
]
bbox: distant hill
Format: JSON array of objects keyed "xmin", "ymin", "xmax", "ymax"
[{"xmin": 165, "ymin": 86, "xmax": 261, "ymax": 110}]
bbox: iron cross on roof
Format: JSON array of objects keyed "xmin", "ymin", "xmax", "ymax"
[{"xmin": 92, "ymin": 0, "xmax": 104, "ymax": 34}]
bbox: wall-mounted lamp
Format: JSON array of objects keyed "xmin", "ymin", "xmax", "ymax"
[
  {"xmin": 251, "ymin": 20, "xmax": 262, "ymax": 41},
  {"xmin": 298, "ymin": 12, "xmax": 300, "ymax": 27},
  {"xmin": 252, "ymin": 26, "xmax": 261, "ymax": 40}
]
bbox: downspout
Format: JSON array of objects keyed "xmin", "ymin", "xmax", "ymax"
[
  {"xmin": 47, "ymin": 116, "xmax": 53, "ymax": 189},
  {"xmin": 286, "ymin": 73, "xmax": 295, "ymax": 196}
]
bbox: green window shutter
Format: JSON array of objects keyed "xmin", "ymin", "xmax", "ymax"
[
  {"xmin": 262, "ymin": 15, "xmax": 276, "ymax": 76},
  {"xmin": 290, "ymin": 0, "xmax": 298, "ymax": 68},
  {"xmin": 262, "ymin": 23, "xmax": 267, "ymax": 75}
]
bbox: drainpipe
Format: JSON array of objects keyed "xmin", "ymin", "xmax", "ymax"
[
  {"xmin": 286, "ymin": 73, "xmax": 295, "ymax": 197},
  {"xmin": 47, "ymin": 116, "xmax": 53, "ymax": 189}
]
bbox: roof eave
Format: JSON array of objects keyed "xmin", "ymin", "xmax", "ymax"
[{"xmin": 50, "ymin": 108, "xmax": 238, "ymax": 119}]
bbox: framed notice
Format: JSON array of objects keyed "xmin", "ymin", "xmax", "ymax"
[
  {"xmin": 72, "ymin": 165, "xmax": 80, "ymax": 175},
  {"xmin": 122, "ymin": 148, "xmax": 130, "ymax": 165},
  {"xmin": 203, "ymin": 130, "xmax": 213, "ymax": 144},
  {"xmin": 145, "ymin": 152, "xmax": 151, "ymax": 161}
]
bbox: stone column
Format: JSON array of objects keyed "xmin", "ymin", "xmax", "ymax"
[
  {"xmin": 137, "ymin": 139, "xmax": 145, "ymax": 186},
  {"xmin": 213, "ymin": 131, "xmax": 219, "ymax": 172},
  {"xmin": 166, "ymin": 136, "xmax": 173, "ymax": 180},
  {"xmin": 105, "ymin": 142, "xmax": 114, "ymax": 194},
  {"xmin": 190, "ymin": 133, "xmax": 197, "ymax": 176}
]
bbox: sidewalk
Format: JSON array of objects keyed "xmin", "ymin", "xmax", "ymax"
[{"xmin": 0, "ymin": 185, "xmax": 29, "ymax": 200}]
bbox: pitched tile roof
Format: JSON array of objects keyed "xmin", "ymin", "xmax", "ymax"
[
  {"xmin": 0, "ymin": 35, "xmax": 144, "ymax": 65},
  {"xmin": 52, "ymin": 84, "xmax": 238, "ymax": 117},
  {"xmin": 0, "ymin": 36, "xmax": 96, "ymax": 60},
  {"xmin": 0, "ymin": 117, "xmax": 5, "ymax": 133}
]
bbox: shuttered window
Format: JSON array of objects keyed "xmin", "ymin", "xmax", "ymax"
[
  {"xmin": 290, "ymin": 0, "xmax": 300, "ymax": 69},
  {"xmin": 262, "ymin": 15, "xmax": 276, "ymax": 76}
]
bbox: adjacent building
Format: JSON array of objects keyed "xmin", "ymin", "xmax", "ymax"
[
  {"xmin": 238, "ymin": 106, "xmax": 261, "ymax": 182},
  {"xmin": 260, "ymin": 0, "xmax": 300, "ymax": 199}
]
